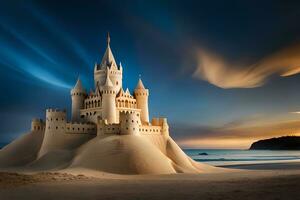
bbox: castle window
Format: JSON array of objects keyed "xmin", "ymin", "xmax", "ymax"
[
  {"xmin": 126, "ymin": 127, "xmax": 128, "ymax": 130},
  {"xmin": 83, "ymin": 128, "xmax": 85, "ymax": 131},
  {"xmin": 56, "ymin": 126, "xmax": 58, "ymax": 129},
  {"xmin": 62, "ymin": 118, "xmax": 64, "ymax": 121},
  {"xmin": 126, "ymin": 120, "xmax": 128, "ymax": 122},
  {"xmin": 73, "ymin": 128, "xmax": 75, "ymax": 130},
  {"xmin": 56, "ymin": 118, "xmax": 58, "ymax": 121},
  {"xmin": 112, "ymin": 128, "xmax": 114, "ymax": 130},
  {"xmin": 78, "ymin": 128, "xmax": 80, "ymax": 131},
  {"xmin": 132, "ymin": 120, "xmax": 134, "ymax": 123}
]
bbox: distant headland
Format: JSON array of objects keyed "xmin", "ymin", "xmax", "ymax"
[{"xmin": 250, "ymin": 136, "xmax": 300, "ymax": 150}]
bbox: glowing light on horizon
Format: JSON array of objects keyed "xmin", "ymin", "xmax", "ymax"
[{"xmin": 290, "ymin": 111, "xmax": 300, "ymax": 114}]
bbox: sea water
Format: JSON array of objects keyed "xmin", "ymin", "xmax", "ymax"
[{"xmin": 184, "ymin": 149, "xmax": 300, "ymax": 166}]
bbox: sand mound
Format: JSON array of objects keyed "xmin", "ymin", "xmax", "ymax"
[
  {"xmin": 28, "ymin": 150, "xmax": 74, "ymax": 171},
  {"xmin": 70, "ymin": 135, "xmax": 177, "ymax": 174},
  {"xmin": 0, "ymin": 131, "xmax": 44, "ymax": 168},
  {"xmin": 0, "ymin": 131, "xmax": 217, "ymax": 175}
]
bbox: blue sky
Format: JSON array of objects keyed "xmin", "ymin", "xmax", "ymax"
[{"xmin": 2, "ymin": 0, "xmax": 300, "ymax": 148}]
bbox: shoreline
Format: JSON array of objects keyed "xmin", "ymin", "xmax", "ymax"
[
  {"xmin": 219, "ymin": 160, "xmax": 300, "ymax": 170},
  {"xmin": 1, "ymin": 168, "xmax": 300, "ymax": 200}
]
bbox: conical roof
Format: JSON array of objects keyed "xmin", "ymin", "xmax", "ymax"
[
  {"xmin": 135, "ymin": 78, "xmax": 145, "ymax": 90},
  {"xmin": 73, "ymin": 78, "xmax": 85, "ymax": 91},
  {"xmin": 117, "ymin": 87, "xmax": 125, "ymax": 97},
  {"xmin": 100, "ymin": 33, "xmax": 118, "ymax": 70}
]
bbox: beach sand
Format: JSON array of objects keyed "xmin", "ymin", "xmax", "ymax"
[{"xmin": 1, "ymin": 163, "xmax": 300, "ymax": 200}]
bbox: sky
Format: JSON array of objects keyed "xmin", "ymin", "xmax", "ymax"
[{"xmin": 1, "ymin": 0, "xmax": 300, "ymax": 149}]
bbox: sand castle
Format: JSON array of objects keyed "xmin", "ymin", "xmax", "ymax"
[{"xmin": 0, "ymin": 34, "xmax": 214, "ymax": 174}]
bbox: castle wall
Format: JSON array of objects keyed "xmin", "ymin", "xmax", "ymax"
[
  {"xmin": 66, "ymin": 123, "xmax": 96, "ymax": 134},
  {"xmin": 80, "ymin": 108, "xmax": 101, "ymax": 123},
  {"xmin": 38, "ymin": 109, "xmax": 96, "ymax": 158},
  {"xmin": 97, "ymin": 122, "xmax": 120, "ymax": 135}
]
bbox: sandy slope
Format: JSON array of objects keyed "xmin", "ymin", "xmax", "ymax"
[
  {"xmin": 0, "ymin": 132, "xmax": 216, "ymax": 174},
  {"xmin": 0, "ymin": 131, "xmax": 44, "ymax": 168}
]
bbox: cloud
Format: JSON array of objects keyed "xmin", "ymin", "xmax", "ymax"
[{"xmin": 193, "ymin": 43, "xmax": 300, "ymax": 88}]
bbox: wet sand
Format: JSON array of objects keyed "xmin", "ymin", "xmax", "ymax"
[{"xmin": 1, "ymin": 165, "xmax": 300, "ymax": 200}]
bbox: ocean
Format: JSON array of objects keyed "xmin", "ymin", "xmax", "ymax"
[{"xmin": 183, "ymin": 149, "xmax": 300, "ymax": 166}]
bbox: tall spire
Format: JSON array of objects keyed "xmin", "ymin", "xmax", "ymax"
[
  {"xmin": 100, "ymin": 32, "xmax": 118, "ymax": 70},
  {"xmin": 107, "ymin": 32, "xmax": 110, "ymax": 46}
]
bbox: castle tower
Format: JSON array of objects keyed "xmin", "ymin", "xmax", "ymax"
[
  {"xmin": 94, "ymin": 33, "xmax": 122, "ymax": 93},
  {"xmin": 31, "ymin": 118, "xmax": 45, "ymax": 131},
  {"xmin": 38, "ymin": 109, "xmax": 67, "ymax": 158},
  {"xmin": 120, "ymin": 111, "xmax": 141, "ymax": 135},
  {"xmin": 101, "ymin": 69, "xmax": 117, "ymax": 124},
  {"xmin": 134, "ymin": 78, "xmax": 149, "ymax": 124},
  {"xmin": 71, "ymin": 78, "xmax": 86, "ymax": 122}
]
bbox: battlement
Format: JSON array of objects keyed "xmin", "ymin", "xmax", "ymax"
[
  {"xmin": 31, "ymin": 118, "xmax": 45, "ymax": 131},
  {"xmin": 46, "ymin": 109, "xmax": 66, "ymax": 121},
  {"xmin": 102, "ymin": 89, "xmax": 117, "ymax": 94},
  {"xmin": 94, "ymin": 66, "xmax": 122, "ymax": 74},
  {"xmin": 134, "ymin": 88, "xmax": 149, "ymax": 96},
  {"xmin": 139, "ymin": 125, "xmax": 163, "ymax": 135},
  {"xmin": 151, "ymin": 117, "xmax": 168, "ymax": 126},
  {"xmin": 71, "ymin": 90, "xmax": 87, "ymax": 96},
  {"xmin": 46, "ymin": 108, "xmax": 66, "ymax": 113},
  {"xmin": 97, "ymin": 120, "xmax": 120, "ymax": 135},
  {"xmin": 66, "ymin": 122, "xmax": 96, "ymax": 135}
]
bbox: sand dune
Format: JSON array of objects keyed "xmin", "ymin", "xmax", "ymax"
[
  {"xmin": 0, "ymin": 131, "xmax": 215, "ymax": 175},
  {"xmin": 0, "ymin": 131, "xmax": 44, "ymax": 168}
]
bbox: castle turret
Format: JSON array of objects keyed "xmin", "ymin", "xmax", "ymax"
[
  {"xmin": 134, "ymin": 78, "xmax": 149, "ymax": 124},
  {"xmin": 71, "ymin": 78, "xmax": 87, "ymax": 122},
  {"xmin": 120, "ymin": 111, "xmax": 141, "ymax": 135},
  {"xmin": 31, "ymin": 118, "xmax": 45, "ymax": 131},
  {"xmin": 101, "ymin": 69, "xmax": 117, "ymax": 124},
  {"xmin": 94, "ymin": 33, "xmax": 122, "ymax": 92}
]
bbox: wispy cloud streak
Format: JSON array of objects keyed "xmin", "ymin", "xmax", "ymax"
[{"xmin": 193, "ymin": 43, "xmax": 300, "ymax": 88}]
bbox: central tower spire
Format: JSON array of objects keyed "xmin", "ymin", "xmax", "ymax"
[
  {"xmin": 99, "ymin": 32, "xmax": 117, "ymax": 70},
  {"xmin": 107, "ymin": 32, "xmax": 110, "ymax": 46}
]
